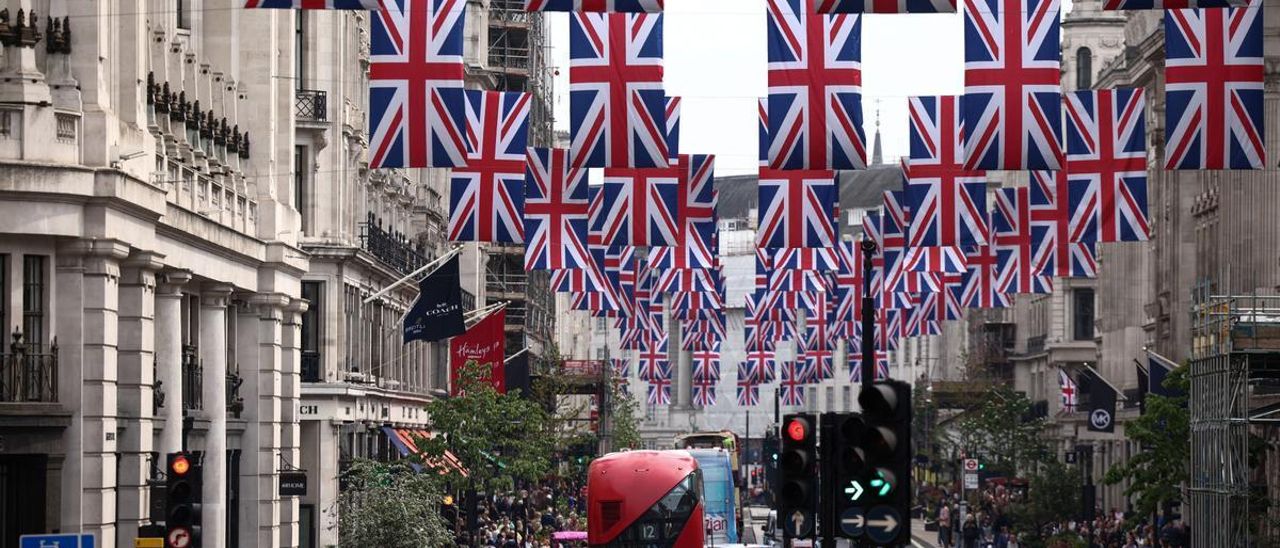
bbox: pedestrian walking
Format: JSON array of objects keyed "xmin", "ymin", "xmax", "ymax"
[
  {"xmin": 938, "ymin": 502, "xmax": 953, "ymax": 547},
  {"xmin": 962, "ymin": 515, "xmax": 981, "ymax": 548}
]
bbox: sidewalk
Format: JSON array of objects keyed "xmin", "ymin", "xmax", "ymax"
[{"xmin": 910, "ymin": 520, "xmax": 938, "ymax": 548}]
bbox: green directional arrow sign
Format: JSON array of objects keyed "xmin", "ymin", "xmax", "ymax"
[
  {"xmin": 869, "ymin": 471, "xmax": 892, "ymax": 496},
  {"xmin": 844, "ymin": 479, "xmax": 865, "ymax": 501}
]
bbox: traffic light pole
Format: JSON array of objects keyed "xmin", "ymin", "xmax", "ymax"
[{"xmin": 860, "ymin": 238, "xmax": 877, "ymax": 387}]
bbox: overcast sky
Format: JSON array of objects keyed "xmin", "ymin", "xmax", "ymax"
[{"xmin": 545, "ymin": 0, "xmax": 969, "ymax": 175}]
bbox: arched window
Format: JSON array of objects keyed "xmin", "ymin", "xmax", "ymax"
[{"xmin": 1076, "ymin": 47, "xmax": 1093, "ymax": 90}]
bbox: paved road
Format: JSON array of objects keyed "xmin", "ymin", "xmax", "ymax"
[{"xmin": 910, "ymin": 519, "xmax": 938, "ymax": 548}]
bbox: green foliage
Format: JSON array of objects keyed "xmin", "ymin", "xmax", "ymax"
[
  {"xmin": 1010, "ymin": 460, "xmax": 1082, "ymax": 540},
  {"xmin": 1102, "ymin": 364, "xmax": 1190, "ymax": 517},
  {"xmin": 607, "ymin": 383, "xmax": 643, "ymax": 451},
  {"xmin": 955, "ymin": 385, "xmax": 1049, "ymax": 476},
  {"xmin": 338, "ymin": 459, "xmax": 453, "ymax": 548},
  {"xmin": 418, "ymin": 361, "xmax": 554, "ymax": 492}
]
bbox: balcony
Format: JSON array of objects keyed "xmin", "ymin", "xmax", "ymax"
[
  {"xmin": 360, "ymin": 213, "xmax": 430, "ymax": 277},
  {"xmin": 301, "ymin": 351, "xmax": 321, "ymax": 383},
  {"xmin": 182, "ymin": 345, "xmax": 203, "ymax": 412},
  {"xmin": 295, "ymin": 89, "xmax": 328, "ymax": 123},
  {"xmin": 1026, "ymin": 334, "xmax": 1047, "ymax": 354},
  {"xmin": 0, "ymin": 331, "xmax": 57, "ymax": 403}
]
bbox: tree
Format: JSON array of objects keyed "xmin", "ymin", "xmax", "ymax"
[
  {"xmin": 1102, "ymin": 363, "xmax": 1190, "ymax": 518},
  {"xmin": 607, "ymin": 383, "xmax": 642, "ymax": 451},
  {"xmin": 1010, "ymin": 460, "xmax": 1082, "ymax": 542},
  {"xmin": 418, "ymin": 361, "xmax": 554, "ymax": 492},
  {"xmin": 338, "ymin": 459, "xmax": 453, "ymax": 548},
  {"xmin": 955, "ymin": 385, "xmax": 1049, "ymax": 477}
]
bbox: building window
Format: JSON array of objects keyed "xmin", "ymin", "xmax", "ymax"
[
  {"xmin": 301, "ymin": 282, "xmax": 322, "ymax": 382},
  {"xmin": 294, "ymin": 146, "xmax": 311, "ymax": 234},
  {"xmin": 22, "ymin": 256, "xmax": 45, "ymax": 351},
  {"xmin": 176, "ymin": 0, "xmax": 190, "ymax": 30},
  {"xmin": 595, "ymin": 347, "xmax": 607, "ymax": 361},
  {"xmin": 0, "ymin": 255, "xmax": 7, "ymax": 339},
  {"xmin": 295, "ymin": 11, "xmax": 307, "ymax": 89},
  {"xmin": 842, "ymin": 386, "xmax": 851, "ymax": 410},
  {"xmin": 1073, "ymin": 288, "xmax": 1096, "ymax": 341},
  {"xmin": 1076, "ymin": 48, "xmax": 1093, "ymax": 90}
]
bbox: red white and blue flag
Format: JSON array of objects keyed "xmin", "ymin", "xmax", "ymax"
[
  {"xmin": 907, "ymin": 96, "xmax": 988, "ymax": 248},
  {"xmin": 369, "ymin": 0, "xmax": 469, "ymax": 169},
  {"xmin": 1029, "ymin": 170, "xmax": 1098, "ymax": 278},
  {"xmin": 524, "ymin": 148, "xmax": 590, "ymax": 270},
  {"xmin": 1065, "ymin": 89, "xmax": 1151, "ymax": 242},
  {"xmin": 816, "ymin": 0, "xmax": 956, "ymax": 13},
  {"xmin": 779, "ymin": 362, "xmax": 807, "ymax": 406},
  {"xmin": 737, "ymin": 368, "xmax": 761, "ymax": 406},
  {"xmin": 692, "ymin": 378, "xmax": 717, "ymax": 407},
  {"xmin": 449, "ymin": 90, "xmax": 529, "ymax": 243},
  {"xmin": 243, "ymin": 0, "xmax": 384, "ymax": 7},
  {"xmin": 665, "ymin": 96, "xmax": 682, "ymax": 161},
  {"xmin": 756, "ymin": 170, "xmax": 838, "ymax": 249},
  {"xmin": 963, "ymin": 0, "xmax": 1063, "ymax": 171},
  {"xmin": 525, "ymin": 0, "xmax": 664, "ymax": 11},
  {"xmin": 692, "ymin": 344, "xmax": 722, "ymax": 382},
  {"xmin": 959, "ymin": 240, "xmax": 1011, "ymax": 308},
  {"xmin": 1103, "ymin": 0, "xmax": 1242, "ymax": 9},
  {"xmin": 1164, "ymin": 0, "xmax": 1265, "ymax": 169},
  {"xmin": 848, "ymin": 346, "xmax": 890, "ymax": 382},
  {"xmin": 767, "ymin": 0, "xmax": 866, "ymax": 170},
  {"xmin": 907, "ymin": 246, "xmax": 967, "ymax": 274},
  {"xmin": 570, "ymin": 13, "xmax": 669, "ymax": 168},
  {"xmin": 637, "ymin": 333, "xmax": 669, "ymax": 381},
  {"xmin": 647, "ymin": 375, "xmax": 672, "ymax": 405},
  {"xmin": 600, "ymin": 168, "xmax": 681, "ymax": 247},
  {"xmin": 993, "ymin": 187, "xmax": 1053, "ymax": 294}
]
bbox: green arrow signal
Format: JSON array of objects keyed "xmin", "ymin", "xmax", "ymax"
[
  {"xmin": 844, "ymin": 480, "xmax": 865, "ymax": 501},
  {"xmin": 869, "ymin": 471, "xmax": 892, "ymax": 496}
]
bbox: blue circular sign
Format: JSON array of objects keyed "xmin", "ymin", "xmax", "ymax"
[
  {"xmin": 865, "ymin": 505, "xmax": 902, "ymax": 545},
  {"xmin": 782, "ymin": 509, "xmax": 814, "ymax": 538},
  {"xmin": 839, "ymin": 507, "xmax": 866, "ymax": 538}
]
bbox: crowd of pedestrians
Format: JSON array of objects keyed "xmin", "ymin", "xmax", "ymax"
[
  {"xmin": 453, "ymin": 477, "xmax": 589, "ymax": 547},
  {"xmin": 928, "ymin": 483, "xmax": 1191, "ymax": 548}
]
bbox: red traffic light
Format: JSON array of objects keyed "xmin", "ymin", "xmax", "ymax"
[
  {"xmin": 785, "ymin": 417, "xmax": 810, "ymax": 442},
  {"xmin": 170, "ymin": 454, "xmax": 191, "ymax": 476}
]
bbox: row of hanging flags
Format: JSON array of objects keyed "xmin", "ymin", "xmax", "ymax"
[
  {"xmin": 250, "ymin": 0, "xmax": 1262, "ymax": 407},
  {"xmin": 1056, "ymin": 349, "xmax": 1184, "ymax": 433}
]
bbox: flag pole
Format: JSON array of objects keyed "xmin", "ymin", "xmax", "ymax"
[
  {"xmin": 504, "ymin": 346, "xmax": 529, "ymax": 364},
  {"xmin": 364, "ymin": 244, "xmax": 464, "ymax": 305},
  {"xmin": 1083, "ymin": 365, "xmax": 1128, "ymax": 401}
]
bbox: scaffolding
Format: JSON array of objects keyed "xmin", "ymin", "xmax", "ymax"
[{"xmin": 1189, "ymin": 294, "xmax": 1280, "ymax": 547}]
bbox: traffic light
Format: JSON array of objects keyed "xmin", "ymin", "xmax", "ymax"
[
  {"xmin": 823, "ymin": 412, "xmax": 867, "ymax": 539},
  {"xmin": 166, "ymin": 452, "xmax": 203, "ymax": 548},
  {"xmin": 855, "ymin": 380, "xmax": 913, "ymax": 546},
  {"xmin": 779, "ymin": 413, "xmax": 817, "ymax": 540}
]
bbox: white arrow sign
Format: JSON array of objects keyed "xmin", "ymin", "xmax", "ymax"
[
  {"xmin": 791, "ymin": 510, "xmax": 807, "ymax": 533},
  {"xmin": 867, "ymin": 513, "xmax": 898, "ymax": 532},
  {"xmin": 842, "ymin": 514, "xmax": 866, "ymax": 529},
  {"xmin": 844, "ymin": 480, "xmax": 864, "ymax": 501}
]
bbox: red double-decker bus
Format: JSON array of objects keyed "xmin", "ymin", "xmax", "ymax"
[{"xmin": 586, "ymin": 450, "xmax": 706, "ymax": 547}]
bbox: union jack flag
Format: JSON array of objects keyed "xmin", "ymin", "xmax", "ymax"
[
  {"xmin": 737, "ymin": 375, "xmax": 761, "ymax": 406},
  {"xmin": 1029, "ymin": 171, "xmax": 1098, "ymax": 277},
  {"xmin": 907, "ymin": 246, "xmax": 967, "ymax": 273},
  {"xmin": 369, "ymin": 0, "xmax": 469, "ymax": 169},
  {"xmin": 962, "ymin": 0, "xmax": 1063, "ymax": 170},
  {"xmin": 611, "ymin": 357, "xmax": 631, "ymax": 379},
  {"xmin": 656, "ymin": 268, "xmax": 718, "ymax": 294},
  {"xmin": 682, "ymin": 315, "xmax": 727, "ymax": 348},
  {"xmin": 600, "ymin": 168, "xmax": 681, "ymax": 247},
  {"xmin": 647, "ymin": 376, "xmax": 672, "ymax": 405},
  {"xmin": 958, "ymin": 241, "xmax": 1011, "ymax": 308},
  {"xmin": 848, "ymin": 346, "xmax": 890, "ymax": 382},
  {"xmin": 993, "ymin": 187, "xmax": 1053, "ymax": 294},
  {"xmin": 804, "ymin": 328, "xmax": 836, "ymax": 380},
  {"xmin": 1103, "ymin": 0, "xmax": 1241, "ymax": 8},
  {"xmin": 907, "ymin": 96, "xmax": 989, "ymax": 248},
  {"xmin": 816, "ymin": 0, "xmax": 956, "ymax": 12},
  {"xmin": 570, "ymin": 13, "xmax": 669, "ymax": 168},
  {"xmin": 636, "ymin": 333, "xmax": 669, "ymax": 381},
  {"xmin": 692, "ymin": 379, "xmax": 717, "ymax": 407},
  {"xmin": 692, "ymin": 345, "xmax": 721, "ymax": 381},
  {"xmin": 779, "ymin": 362, "xmax": 807, "ymax": 406},
  {"xmin": 921, "ymin": 283, "xmax": 963, "ymax": 323},
  {"xmin": 525, "ymin": 0, "xmax": 664, "ymax": 11},
  {"xmin": 1059, "ymin": 368, "xmax": 1078, "ymax": 412},
  {"xmin": 904, "ymin": 296, "xmax": 942, "ymax": 337},
  {"xmin": 767, "ymin": 0, "xmax": 866, "ymax": 170},
  {"xmin": 1164, "ymin": 1, "xmax": 1266, "ymax": 168},
  {"xmin": 745, "ymin": 345, "xmax": 777, "ymax": 384},
  {"xmin": 524, "ymin": 148, "xmax": 590, "ymax": 269},
  {"xmin": 666, "ymin": 96, "xmax": 682, "ymax": 160},
  {"xmin": 758, "ymin": 98, "xmax": 772, "ymax": 166},
  {"xmin": 1065, "ymin": 89, "xmax": 1150, "ymax": 242},
  {"xmin": 757, "ymin": 170, "xmax": 838, "ymax": 249},
  {"xmin": 243, "ymin": 0, "xmax": 384, "ymax": 7},
  {"xmin": 647, "ymin": 154, "xmax": 718, "ymax": 268},
  {"xmin": 448, "ymin": 91, "xmax": 529, "ymax": 243}
]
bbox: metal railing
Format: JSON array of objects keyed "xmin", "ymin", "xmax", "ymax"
[
  {"xmin": 0, "ymin": 331, "xmax": 57, "ymax": 403},
  {"xmin": 295, "ymin": 89, "xmax": 327, "ymax": 122},
  {"xmin": 359, "ymin": 213, "xmax": 430, "ymax": 277},
  {"xmin": 301, "ymin": 351, "xmax": 321, "ymax": 383},
  {"xmin": 182, "ymin": 345, "xmax": 203, "ymax": 411},
  {"xmin": 1026, "ymin": 334, "xmax": 1047, "ymax": 354}
]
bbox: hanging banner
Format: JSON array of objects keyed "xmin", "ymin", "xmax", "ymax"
[
  {"xmin": 449, "ymin": 309, "xmax": 507, "ymax": 394},
  {"xmin": 404, "ymin": 255, "xmax": 466, "ymax": 343},
  {"xmin": 1086, "ymin": 369, "xmax": 1117, "ymax": 433}
]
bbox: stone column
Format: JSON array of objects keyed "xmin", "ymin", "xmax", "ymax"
[
  {"xmin": 56, "ymin": 239, "xmax": 129, "ymax": 548},
  {"xmin": 117, "ymin": 252, "xmax": 164, "ymax": 546},
  {"xmin": 155, "ymin": 271, "xmax": 191, "ymax": 456},
  {"xmin": 279, "ymin": 298, "xmax": 308, "ymax": 548},
  {"xmin": 200, "ymin": 284, "xmax": 234, "ymax": 548},
  {"xmin": 239, "ymin": 293, "xmax": 288, "ymax": 547}
]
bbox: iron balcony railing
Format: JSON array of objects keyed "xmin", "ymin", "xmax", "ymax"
[
  {"xmin": 301, "ymin": 351, "xmax": 322, "ymax": 383},
  {"xmin": 1, "ymin": 331, "xmax": 57, "ymax": 403},
  {"xmin": 182, "ymin": 344, "xmax": 203, "ymax": 412},
  {"xmin": 360, "ymin": 213, "xmax": 430, "ymax": 277},
  {"xmin": 295, "ymin": 89, "xmax": 327, "ymax": 122}
]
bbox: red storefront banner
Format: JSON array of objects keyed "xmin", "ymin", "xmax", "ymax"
[{"xmin": 449, "ymin": 309, "xmax": 506, "ymax": 394}]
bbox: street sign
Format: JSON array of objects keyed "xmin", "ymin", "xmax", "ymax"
[
  {"xmin": 20, "ymin": 534, "xmax": 95, "ymax": 548},
  {"xmin": 167, "ymin": 528, "xmax": 192, "ymax": 548},
  {"xmin": 864, "ymin": 505, "xmax": 902, "ymax": 545},
  {"xmin": 964, "ymin": 472, "xmax": 979, "ymax": 489},
  {"xmin": 839, "ymin": 507, "xmax": 866, "ymax": 537},
  {"xmin": 963, "ymin": 458, "xmax": 979, "ymax": 472},
  {"xmin": 1065, "ymin": 451, "xmax": 1078, "ymax": 464},
  {"xmin": 783, "ymin": 509, "xmax": 814, "ymax": 538},
  {"xmin": 280, "ymin": 471, "xmax": 308, "ymax": 496},
  {"xmin": 844, "ymin": 479, "xmax": 865, "ymax": 501}
]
